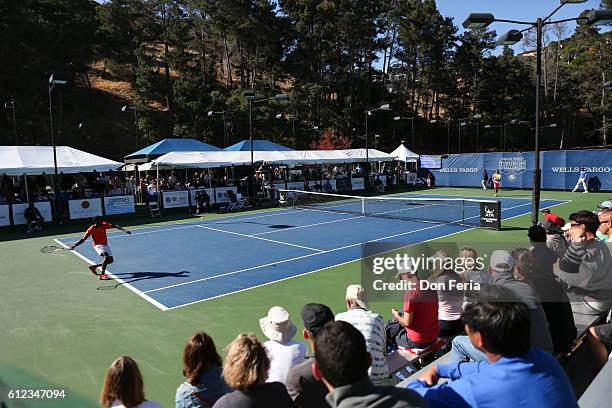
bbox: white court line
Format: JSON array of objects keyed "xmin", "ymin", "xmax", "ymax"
[
  {"xmin": 164, "ymin": 199, "xmax": 570, "ymax": 310},
  {"xmin": 254, "ymin": 215, "xmax": 365, "ymax": 235},
  {"xmin": 144, "ymin": 219, "xmax": 454, "ymax": 294},
  {"xmin": 253, "ymin": 202, "xmax": 442, "ymax": 236},
  {"xmin": 60, "ymin": 208, "xmax": 300, "ymax": 241},
  {"xmin": 53, "ymin": 239, "xmax": 169, "ymax": 311},
  {"xmin": 145, "ymin": 200, "xmax": 538, "ymax": 296},
  {"xmin": 194, "ymin": 225, "xmax": 324, "ymax": 252}
]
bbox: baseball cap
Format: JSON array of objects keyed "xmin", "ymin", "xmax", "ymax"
[
  {"xmin": 597, "ymin": 201, "xmax": 612, "ymax": 210},
  {"xmin": 300, "ymin": 303, "xmax": 334, "ymax": 337},
  {"xmin": 345, "ymin": 284, "xmax": 370, "ymax": 310},
  {"xmin": 540, "ymin": 208, "xmax": 551, "ymax": 214},
  {"xmin": 561, "ymin": 222, "xmax": 573, "ymax": 231},
  {"xmin": 489, "ymin": 250, "xmax": 514, "ymax": 273}
]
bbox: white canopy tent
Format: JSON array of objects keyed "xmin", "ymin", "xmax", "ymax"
[
  {"xmin": 0, "ymin": 146, "xmax": 122, "ymax": 175},
  {"xmin": 390, "ymin": 143, "xmax": 419, "ymax": 163},
  {"xmin": 151, "ymin": 148, "xmax": 396, "ymax": 169}
]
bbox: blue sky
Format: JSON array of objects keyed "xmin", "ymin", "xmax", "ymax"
[{"xmin": 437, "ymin": 0, "xmax": 603, "ymax": 46}]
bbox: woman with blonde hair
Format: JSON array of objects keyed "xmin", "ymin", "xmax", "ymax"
[
  {"xmin": 100, "ymin": 356, "xmax": 162, "ymax": 408},
  {"xmin": 212, "ymin": 333, "xmax": 293, "ymax": 408}
]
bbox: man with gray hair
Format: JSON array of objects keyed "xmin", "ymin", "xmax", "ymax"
[
  {"xmin": 449, "ymin": 250, "xmax": 553, "ymax": 362},
  {"xmin": 336, "ymin": 284, "xmax": 387, "ymax": 384}
]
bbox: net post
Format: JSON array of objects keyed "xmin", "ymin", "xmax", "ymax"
[
  {"xmin": 361, "ymin": 197, "xmax": 365, "ymax": 216},
  {"xmin": 461, "ymin": 199, "xmax": 465, "ymax": 226}
]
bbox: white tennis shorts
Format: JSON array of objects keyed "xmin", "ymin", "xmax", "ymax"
[{"xmin": 94, "ymin": 244, "xmax": 113, "ymax": 257}]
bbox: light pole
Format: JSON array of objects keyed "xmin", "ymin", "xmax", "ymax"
[
  {"xmin": 603, "ymin": 79, "xmax": 612, "ymax": 148},
  {"xmin": 122, "ymin": 105, "xmax": 139, "ymax": 148},
  {"xmin": 484, "ymin": 124, "xmax": 504, "ymax": 151},
  {"xmin": 4, "ymin": 100, "xmax": 17, "ymax": 144},
  {"xmin": 77, "ymin": 122, "xmax": 85, "ymax": 149},
  {"xmin": 49, "ymin": 74, "xmax": 68, "ymax": 225},
  {"xmin": 463, "ymin": 1, "xmax": 609, "ymax": 225},
  {"xmin": 430, "ymin": 118, "xmax": 452, "ymax": 154},
  {"xmin": 394, "ymin": 116, "xmax": 415, "ymax": 148},
  {"xmin": 208, "ymin": 110, "xmax": 227, "ymax": 146},
  {"xmin": 365, "ymin": 104, "xmax": 391, "ymax": 171},
  {"xmin": 245, "ymin": 90, "xmax": 288, "ymax": 200},
  {"xmin": 458, "ymin": 118, "xmax": 470, "ymax": 153}
]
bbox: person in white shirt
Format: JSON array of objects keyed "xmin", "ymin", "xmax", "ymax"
[
  {"xmin": 100, "ymin": 356, "xmax": 162, "ymax": 408},
  {"xmin": 259, "ymin": 306, "xmax": 307, "ymax": 385},
  {"xmin": 430, "ymin": 251, "xmax": 464, "ymax": 336},
  {"xmin": 335, "ymin": 284, "xmax": 388, "ymax": 385}
]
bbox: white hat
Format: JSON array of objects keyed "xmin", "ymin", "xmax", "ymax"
[
  {"xmin": 489, "ymin": 250, "xmax": 514, "ymax": 273},
  {"xmin": 259, "ymin": 306, "xmax": 297, "ymax": 343},
  {"xmin": 345, "ymin": 284, "xmax": 370, "ymax": 310},
  {"xmin": 561, "ymin": 222, "xmax": 572, "ymax": 231}
]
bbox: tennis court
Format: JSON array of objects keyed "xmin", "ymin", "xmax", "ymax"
[{"xmin": 55, "ymin": 192, "xmax": 567, "ymax": 311}]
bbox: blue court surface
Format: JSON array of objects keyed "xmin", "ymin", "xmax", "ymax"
[{"xmin": 56, "ymin": 193, "xmax": 567, "ymax": 311}]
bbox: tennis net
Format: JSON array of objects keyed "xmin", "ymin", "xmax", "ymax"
[{"xmin": 279, "ymin": 189, "xmax": 502, "ymax": 229}]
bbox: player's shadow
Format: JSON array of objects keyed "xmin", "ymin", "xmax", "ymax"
[{"xmin": 112, "ymin": 270, "xmax": 190, "ymax": 285}]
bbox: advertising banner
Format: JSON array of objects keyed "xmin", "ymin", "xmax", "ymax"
[
  {"xmin": 189, "ymin": 188, "xmax": 215, "ymax": 204},
  {"xmin": 215, "ymin": 187, "xmax": 238, "ymax": 204},
  {"xmin": 406, "ymin": 173, "xmax": 417, "ymax": 185},
  {"xmin": 103, "ymin": 195, "xmax": 135, "ymax": 215},
  {"xmin": 336, "ymin": 178, "xmax": 351, "ymax": 192},
  {"xmin": 0, "ymin": 205, "xmax": 10, "ymax": 226},
  {"xmin": 12, "ymin": 201, "xmax": 53, "ymax": 225},
  {"xmin": 480, "ymin": 201, "xmax": 502, "ymax": 230},
  {"xmin": 351, "ymin": 177, "xmax": 365, "ymax": 190},
  {"xmin": 322, "ymin": 179, "xmax": 337, "ymax": 192},
  {"xmin": 286, "ymin": 181, "xmax": 305, "ymax": 191},
  {"xmin": 68, "ymin": 198, "xmax": 103, "ymax": 220},
  {"xmin": 162, "ymin": 191, "xmax": 190, "ymax": 208},
  {"xmin": 429, "ymin": 149, "xmax": 611, "ymax": 191}
]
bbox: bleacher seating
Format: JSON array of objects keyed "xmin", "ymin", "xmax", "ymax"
[{"xmin": 394, "ymin": 307, "xmax": 608, "ymax": 390}]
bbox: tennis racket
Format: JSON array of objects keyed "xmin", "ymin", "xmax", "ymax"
[{"xmin": 40, "ymin": 245, "xmax": 70, "ymax": 253}]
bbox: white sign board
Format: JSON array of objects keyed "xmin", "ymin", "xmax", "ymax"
[
  {"xmin": 12, "ymin": 201, "xmax": 53, "ymax": 225},
  {"xmin": 69, "ymin": 198, "xmax": 103, "ymax": 220},
  {"xmin": 0, "ymin": 205, "xmax": 10, "ymax": 226},
  {"xmin": 351, "ymin": 178, "xmax": 365, "ymax": 190},
  {"xmin": 104, "ymin": 195, "xmax": 135, "ymax": 215},
  {"xmin": 162, "ymin": 190, "xmax": 190, "ymax": 208},
  {"xmin": 215, "ymin": 187, "xmax": 238, "ymax": 204},
  {"xmin": 406, "ymin": 173, "xmax": 417, "ymax": 185},
  {"xmin": 286, "ymin": 181, "xmax": 305, "ymax": 191}
]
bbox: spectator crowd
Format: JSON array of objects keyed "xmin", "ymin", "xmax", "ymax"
[{"xmin": 91, "ymin": 199, "xmax": 612, "ymax": 407}]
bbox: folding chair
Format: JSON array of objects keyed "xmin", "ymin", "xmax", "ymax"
[
  {"xmin": 226, "ymin": 192, "xmax": 238, "ymax": 211},
  {"xmin": 149, "ymin": 201, "xmax": 161, "ymax": 218},
  {"xmin": 234, "ymin": 193, "xmax": 247, "ymax": 210}
]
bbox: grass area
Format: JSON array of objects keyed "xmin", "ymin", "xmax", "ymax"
[{"xmin": 0, "ymin": 187, "xmax": 608, "ymax": 408}]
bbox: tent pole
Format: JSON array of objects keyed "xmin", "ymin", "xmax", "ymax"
[
  {"xmin": 24, "ymin": 174, "xmax": 30, "ymax": 203},
  {"xmin": 156, "ymin": 164, "xmax": 160, "ymax": 206}
]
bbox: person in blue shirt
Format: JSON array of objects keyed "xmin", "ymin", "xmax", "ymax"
[
  {"xmin": 406, "ymin": 285, "xmax": 578, "ymax": 408},
  {"xmin": 572, "ymin": 167, "xmax": 588, "ymax": 193}
]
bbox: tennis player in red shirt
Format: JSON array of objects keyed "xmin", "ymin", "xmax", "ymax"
[{"xmin": 70, "ymin": 216, "xmax": 131, "ymax": 280}]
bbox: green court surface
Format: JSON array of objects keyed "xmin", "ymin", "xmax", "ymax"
[{"xmin": 0, "ymin": 187, "xmax": 608, "ymax": 408}]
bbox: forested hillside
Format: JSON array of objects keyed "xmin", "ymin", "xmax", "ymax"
[{"xmin": 0, "ymin": 0, "xmax": 610, "ymax": 160}]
